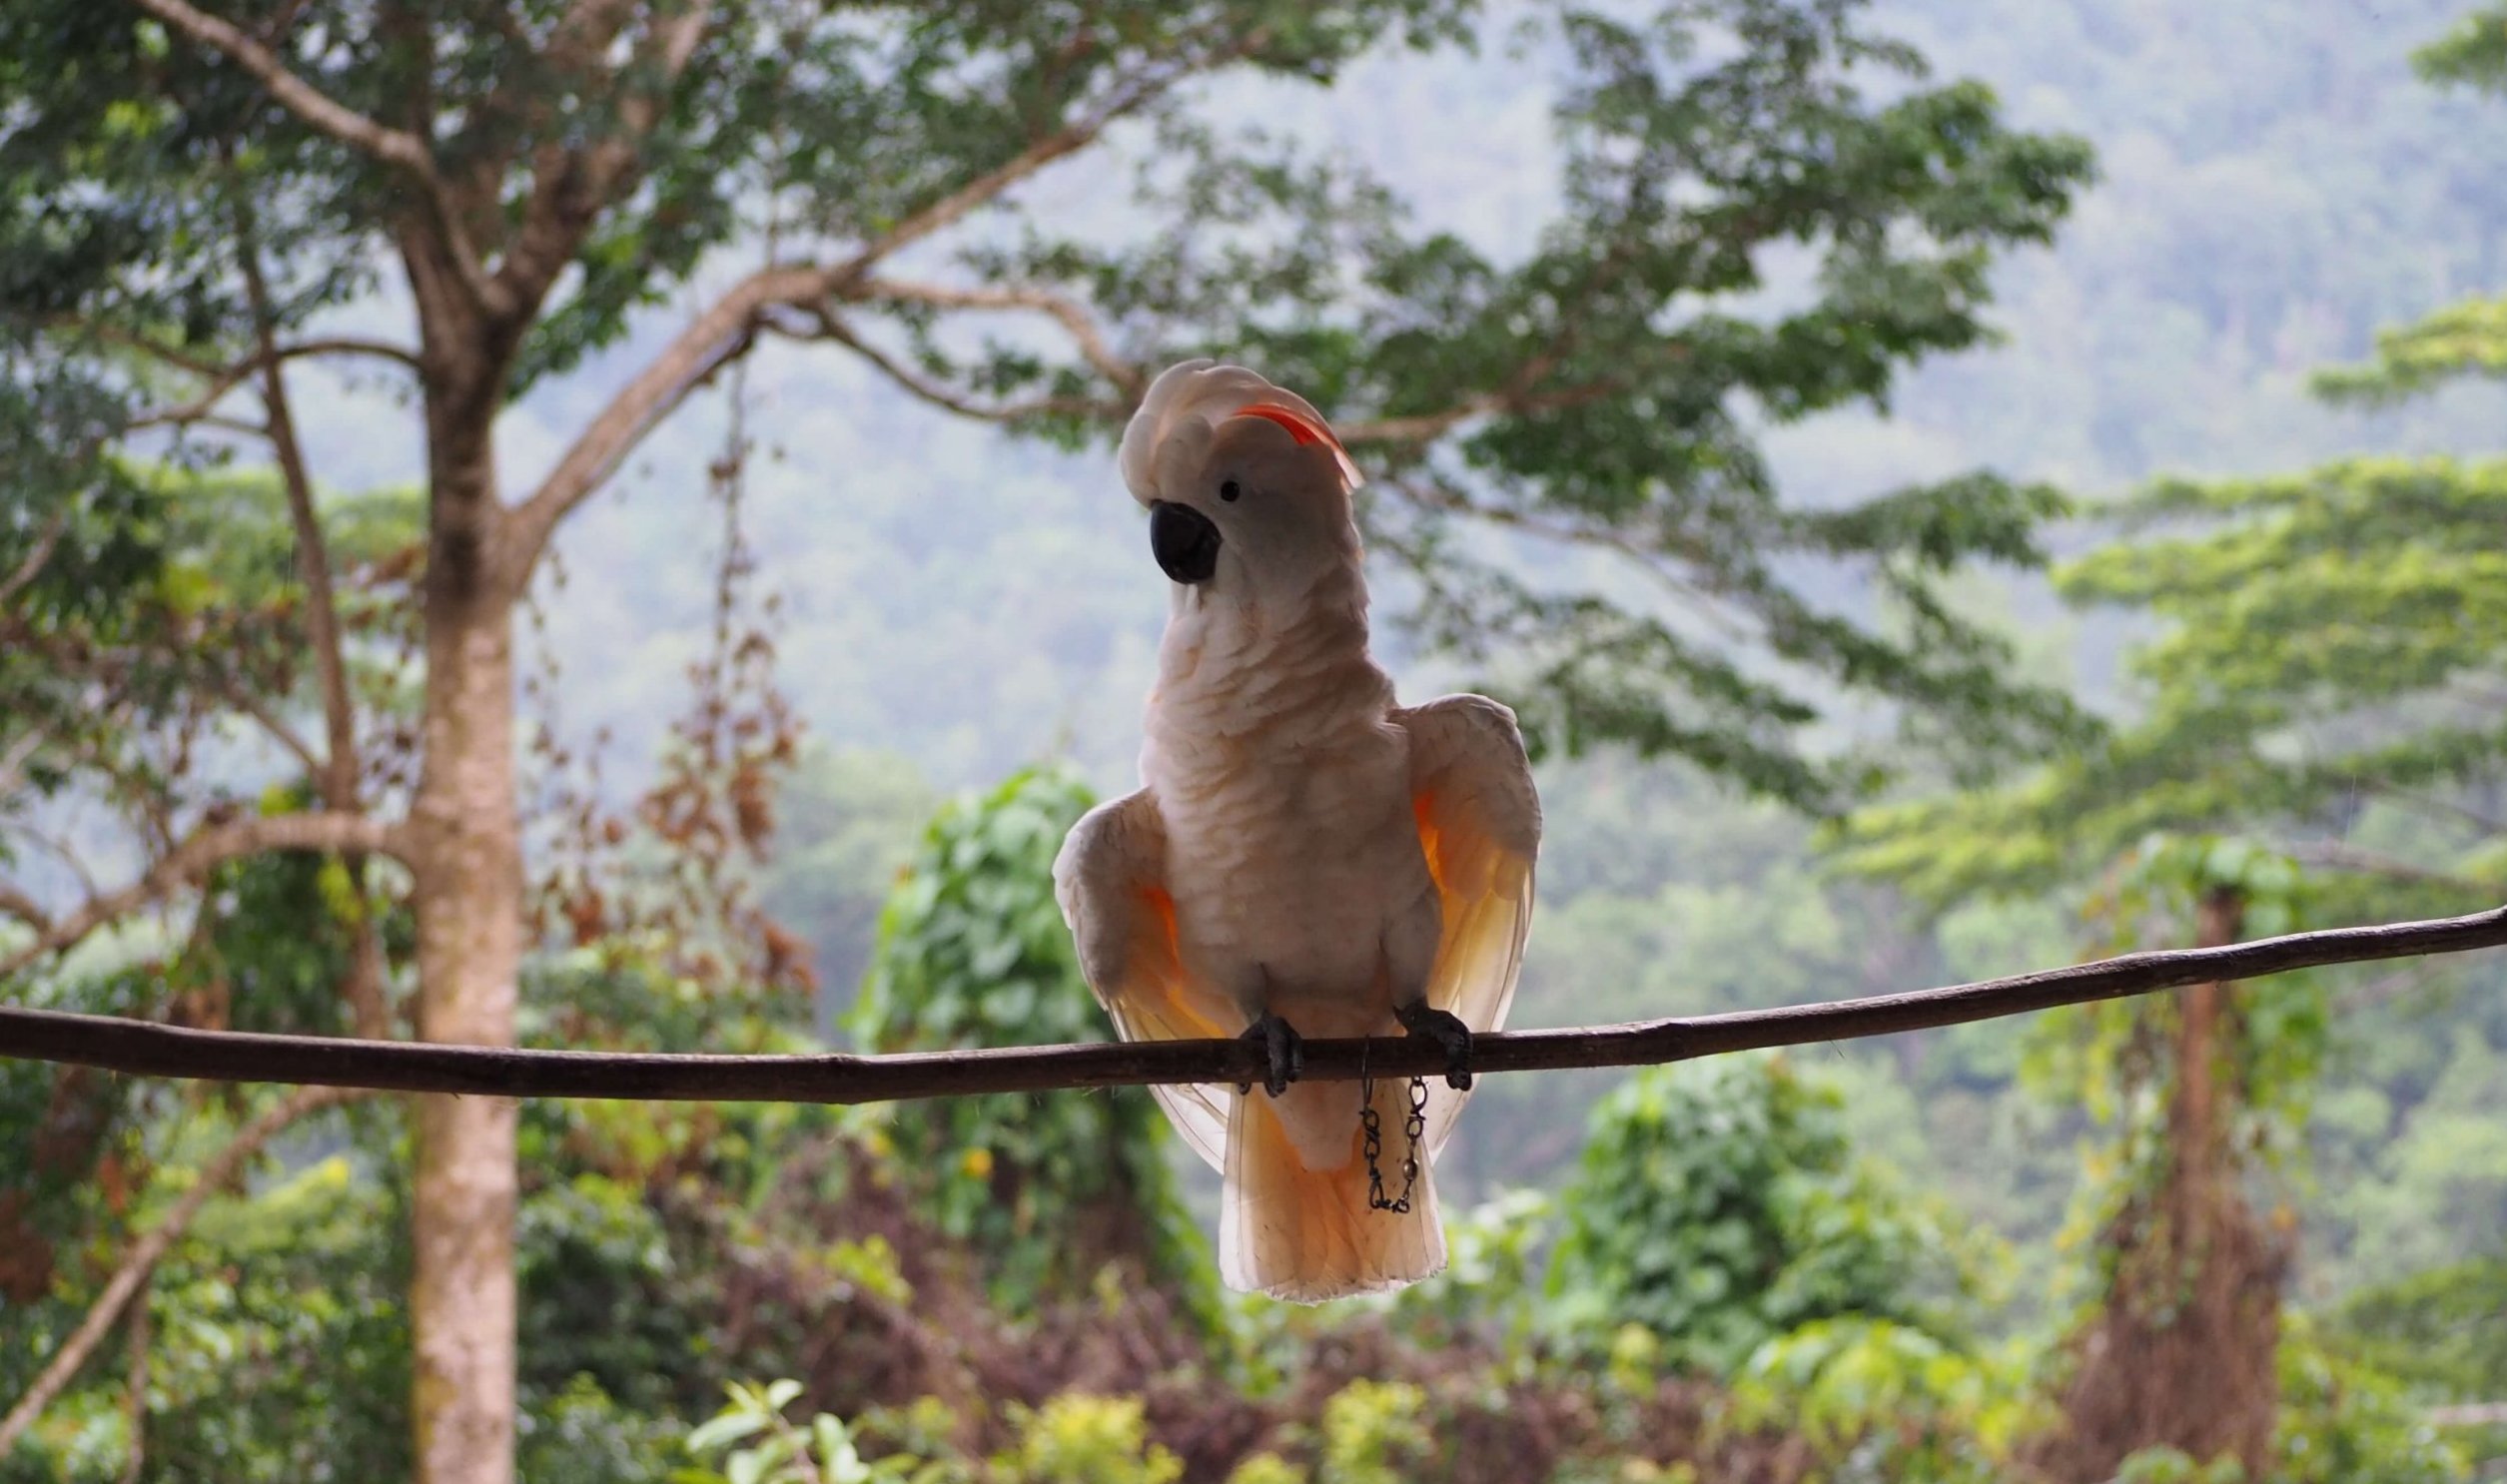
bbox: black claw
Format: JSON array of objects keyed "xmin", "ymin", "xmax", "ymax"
[
  {"xmin": 1395, "ymin": 1002, "xmax": 1475, "ymax": 1090},
  {"xmin": 1238, "ymin": 1012, "xmax": 1303, "ymax": 1098}
]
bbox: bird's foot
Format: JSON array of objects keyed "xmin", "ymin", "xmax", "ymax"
[
  {"xmin": 1237, "ymin": 1011, "xmax": 1304, "ymax": 1099},
  {"xmin": 1395, "ymin": 1002, "xmax": 1475, "ymax": 1091}
]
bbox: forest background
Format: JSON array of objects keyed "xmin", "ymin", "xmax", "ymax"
[{"xmin": 4, "ymin": 0, "xmax": 2506, "ymax": 1480}]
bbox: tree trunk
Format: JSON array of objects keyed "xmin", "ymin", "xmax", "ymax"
[
  {"xmin": 408, "ymin": 364, "xmax": 523, "ymax": 1484},
  {"xmin": 2030, "ymin": 886, "xmax": 2287, "ymax": 1483}
]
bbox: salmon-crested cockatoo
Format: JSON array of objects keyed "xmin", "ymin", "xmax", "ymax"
[{"xmin": 1054, "ymin": 360, "xmax": 1541, "ymax": 1301}]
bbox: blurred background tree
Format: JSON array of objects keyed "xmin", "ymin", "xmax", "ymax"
[
  {"xmin": 1832, "ymin": 11, "xmax": 2507, "ymax": 1478},
  {"xmin": 5, "ymin": 0, "xmax": 2507, "ymax": 1480}
]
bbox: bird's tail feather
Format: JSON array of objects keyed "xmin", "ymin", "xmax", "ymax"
[{"xmin": 1220, "ymin": 1079, "xmax": 1445, "ymax": 1302}]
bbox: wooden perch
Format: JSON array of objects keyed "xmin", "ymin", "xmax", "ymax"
[{"xmin": 3, "ymin": 903, "xmax": 2503, "ymax": 1105}]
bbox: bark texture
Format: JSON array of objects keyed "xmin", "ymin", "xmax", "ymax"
[
  {"xmin": 2029, "ymin": 888, "xmax": 2288, "ymax": 1483},
  {"xmin": 407, "ymin": 337, "xmax": 525, "ymax": 1484}
]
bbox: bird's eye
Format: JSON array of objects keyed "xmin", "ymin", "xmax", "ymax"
[{"xmin": 1220, "ymin": 478, "xmax": 1242, "ymax": 503}]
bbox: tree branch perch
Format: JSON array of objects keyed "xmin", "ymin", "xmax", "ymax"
[{"xmin": 3, "ymin": 904, "xmax": 2502, "ymax": 1104}]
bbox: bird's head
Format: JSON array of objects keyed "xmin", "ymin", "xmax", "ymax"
[{"xmin": 1118, "ymin": 361, "xmax": 1365, "ymax": 602}]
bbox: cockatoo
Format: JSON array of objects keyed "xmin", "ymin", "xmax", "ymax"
[{"xmin": 1053, "ymin": 361, "xmax": 1541, "ymax": 1301}]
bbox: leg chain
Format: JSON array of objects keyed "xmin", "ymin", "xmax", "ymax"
[{"xmin": 1359, "ymin": 1056, "xmax": 1429, "ymax": 1215}]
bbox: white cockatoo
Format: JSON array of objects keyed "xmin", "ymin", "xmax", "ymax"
[{"xmin": 1053, "ymin": 361, "xmax": 1541, "ymax": 1301}]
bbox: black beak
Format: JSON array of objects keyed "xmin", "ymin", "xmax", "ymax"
[{"xmin": 1150, "ymin": 501, "xmax": 1223, "ymax": 585}]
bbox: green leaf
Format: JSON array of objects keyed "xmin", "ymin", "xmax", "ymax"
[{"xmin": 688, "ymin": 1411, "xmax": 767, "ymax": 1454}]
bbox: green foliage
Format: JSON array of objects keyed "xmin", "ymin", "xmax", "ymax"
[
  {"xmin": 1838, "ymin": 135, "xmax": 2507, "ymax": 913},
  {"xmin": 519, "ymin": 1375, "xmax": 685, "ymax": 1484},
  {"xmin": 1388, "ymin": 1188, "xmax": 1555, "ymax": 1355},
  {"xmin": 0, "ymin": 1098, "xmax": 406, "ymax": 1481},
  {"xmin": 1545, "ymin": 1056, "xmax": 1969, "ymax": 1375},
  {"xmin": 4, "ymin": 0, "xmax": 2093, "ymax": 804},
  {"xmin": 0, "ymin": 463, "xmax": 419, "ymax": 830},
  {"xmin": 854, "ymin": 767, "xmax": 1211, "ymax": 1318},
  {"xmin": 1312, "ymin": 1380, "xmax": 1429, "ymax": 1484},
  {"xmin": 2311, "ymin": 987, "xmax": 2507, "ymax": 1286},
  {"xmin": 509, "ymin": 955, "xmax": 916, "ymax": 1429},
  {"xmin": 995, "ymin": 1395, "xmax": 1184, "ymax": 1484},
  {"xmin": 2107, "ymin": 1448, "xmax": 2247, "ymax": 1484},
  {"xmin": 133, "ymin": 1140, "xmax": 415, "ymax": 1482},
  {"xmin": 684, "ymin": 1386, "xmax": 1188, "ymax": 1484},
  {"xmin": 2305, "ymin": 3, "xmax": 2507, "ymax": 405},
  {"xmin": 2273, "ymin": 1323, "xmax": 2473, "ymax": 1484},
  {"xmin": 2048, "ymin": 457, "xmax": 2507, "ymax": 901},
  {"xmin": 2414, "ymin": 2, "xmax": 2507, "ymax": 94},
  {"xmin": 1835, "ymin": 13, "xmax": 2507, "ymax": 1380},
  {"xmin": 2331, "ymin": 1255, "xmax": 2507, "ymax": 1401},
  {"xmin": 684, "ymin": 1379, "xmax": 954, "ymax": 1484},
  {"xmin": 0, "ymin": 453, "xmax": 171, "ymax": 821},
  {"xmin": 177, "ymin": 797, "xmax": 415, "ymax": 1037},
  {"xmin": 1223, "ymin": 1455, "xmax": 1305, "ymax": 1484},
  {"xmin": 518, "ymin": 1172, "xmax": 703, "ymax": 1419},
  {"xmin": 1731, "ymin": 1318, "xmax": 2040, "ymax": 1483},
  {"xmin": 1173, "ymin": 0, "xmax": 2099, "ymax": 800},
  {"xmin": 1822, "ymin": 22, "xmax": 2507, "ymax": 1462},
  {"xmin": 2312, "ymin": 305, "xmax": 2507, "ymax": 404},
  {"xmin": 2019, "ymin": 837, "xmax": 2322, "ymax": 1126}
]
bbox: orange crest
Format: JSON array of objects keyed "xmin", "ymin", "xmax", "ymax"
[{"xmin": 1231, "ymin": 402, "xmax": 1364, "ymax": 489}]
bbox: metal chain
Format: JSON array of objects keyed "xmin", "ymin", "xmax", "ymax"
[{"xmin": 1359, "ymin": 1065, "xmax": 1429, "ymax": 1214}]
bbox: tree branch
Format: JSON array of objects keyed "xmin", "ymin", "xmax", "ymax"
[
  {"xmin": 119, "ymin": 337, "xmax": 265, "ymax": 434},
  {"xmin": 214, "ymin": 676, "xmax": 325, "ymax": 779},
  {"xmin": 125, "ymin": 409, "xmax": 271, "ymax": 440},
  {"xmin": 501, "ymin": 263, "xmax": 786, "ymax": 584},
  {"xmin": 823, "ymin": 42, "xmax": 1225, "ymax": 290},
  {"xmin": 131, "ymin": 0, "xmax": 419, "ymax": 163},
  {"xmin": 496, "ymin": 0, "xmax": 716, "ymax": 310},
  {"xmin": 501, "ymin": 36, "xmax": 1242, "ymax": 584},
  {"xmin": 125, "ymin": 0, "xmax": 495, "ymax": 310},
  {"xmin": 2284, "ymin": 839, "xmax": 2503, "ymax": 892},
  {"xmin": 236, "ymin": 191, "xmax": 361, "ymax": 810},
  {"xmin": 0, "ymin": 1085, "xmax": 367, "ymax": 1456},
  {"xmin": 0, "ymin": 508, "xmax": 71, "ymax": 608},
  {"xmin": 772, "ymin": 309, "xmax": 1120, "ymax": 424},
  {"xmin": 1338, "ymin": 384, "xmax": 1616, "ymax": 445},
  {"xmin": 1382, "ymin": 473, "xmax": 1748, "ymax": 639},
  {"xmin": 853, "ymin": 277, "xmax": 1145, "ymax": 397},
  {"xmin": 1, "ymin": 903, "xmax": 2500, "ymax": 1102},
  {"xmin": 118, "ymin": 1290, "xmax": 148, "ymax": 1484},
  {"xmin": 79, "ymin": 323, "xmax": 225, "ymax": 378},
  {"xmin": 0, "ymin": 883, "xmax": 49, "ymax": 931},
  {"xmin": 117, "ymin": 335, "xmax": 419, "ymax": 437},
  {"xmin": 0, "ymin": 812, "xmax": 407, "ymax": 979},
  {"xmin": 70, "ymin": 323, "xmax": 420, "ymax": 378},
  {"xmin": 0, "ymin": 727, "xmax": 45, "ymax": 799},
  {"xmin": 2367, "ymin": 781, "xmax": 2507, "ymax": 839},
  {"xmin": 270, "ymin": 335, "xmax": 421, "ymax": 371},
  {"xmin": 236, "ymin": 336, "xmax": 422, "ymax": 372}
]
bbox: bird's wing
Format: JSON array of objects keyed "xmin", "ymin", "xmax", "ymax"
[
  {"xmin": 1395, "ymin": 695, "xmax": 1542, "ymax": 1154},
  {"xmin": 1053, "ymin": 789, "xmax": 1237, "ymax": 1170}
]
